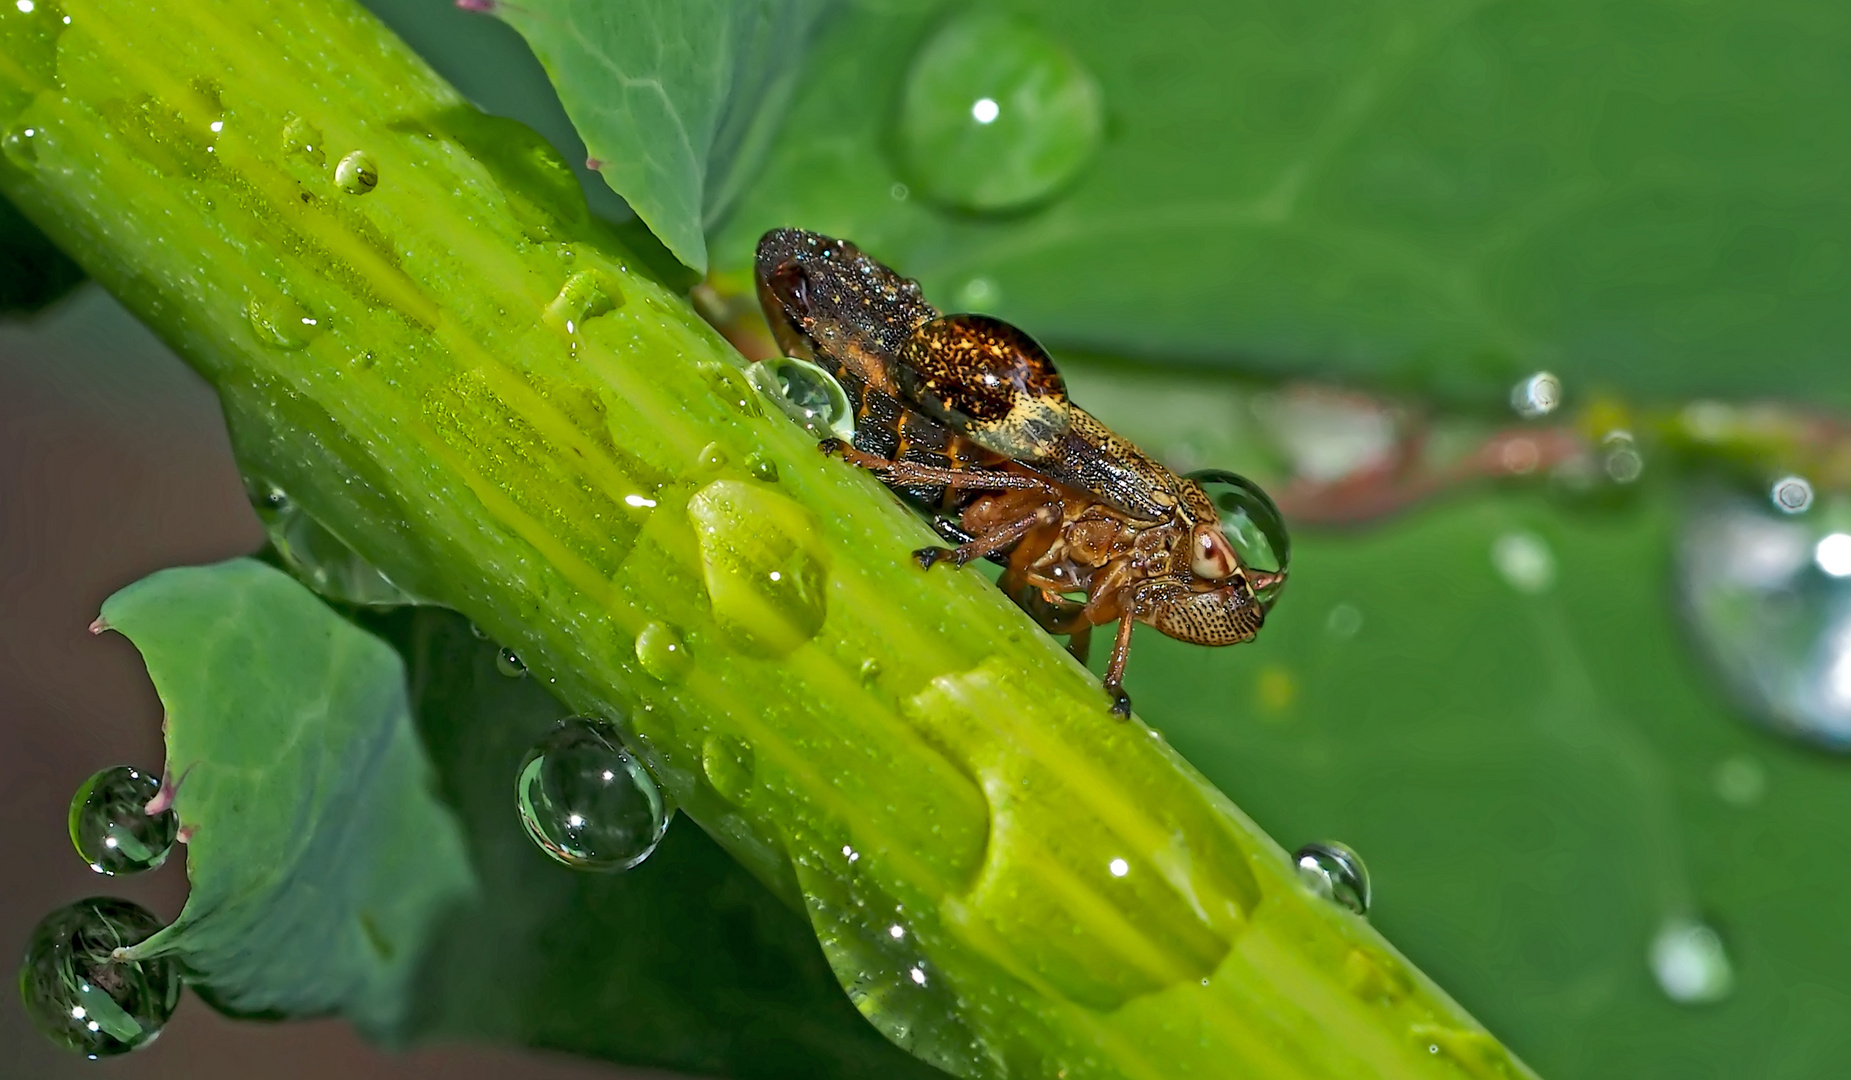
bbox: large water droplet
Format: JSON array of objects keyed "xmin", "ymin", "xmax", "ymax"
[
  {"xmin": 747, "ymin": 357, "xmax": 856, "ymax": 442},
  {"xmin": 1649, "ymin": 916, "xmax": 1734, "ymax": 1005},
  {"xmin": 687, "ymin": 480, "xmax": 829, "ymax": 657},
  {"xmin": 1187, "ymin": 469, "xmax": 1290, "ymax": 606},
  {"xmin": 333, "ymin": 149, "xmax": 378, "ymax": 194},
  {"xmin": 1677, "ymin": 486, "xmax": 1851, "ymax": 749},
  {"xmin": 245, "ymin": 477, "xmax": 421, "ymax": 606},
  {"xmin": 245, "ymin": 293, "xmax": 323, "ymax": 350},
  {"xmin": 1294, "ymin": 841, "xmax": 1370, "ymax": 915},
  {"xmin": 1509, "ymin": 371, "xmax": 1562, "ymax": 418},
  {"xmin": 635, "ymin": 622, "xmax": 689, "ymax": 682},
  {"xmin": 897, "ymin": 11, "xmax": 1104, "ymax": 212},
  {"xmin": 516, "ymin": 717, "xmax": 667, "ymax": 871},
  {"xmin": 701, "ymin": 732, "xmax": 754, "ymax": 803},
  {"xmin": 68, "ymin": 767, "xmax": 177, "ymax": 876},
  {"xmin": 19, "ymin": 898, "xmax": 181, "ymax": 1058}
]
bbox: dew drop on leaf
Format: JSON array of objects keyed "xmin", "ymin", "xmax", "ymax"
[
  {"xmin": 333, "ymin": 149, "xmax": 378, "ymax": 194},
  {"xmin": 68, "ymin": 767, "xmax": 177, "ymax": 876},
  {"xmin": 2, "ymin": 123, "xmax": 41, "ymax": 168},
  {"xmin": 495, "ymin": 646, "xmax": 526, "ymax": 678},
  {"xmin": 747, "ymin": 356, "xmax": 855, "ymax": 442},
  {"xmin": 700, "ymin": 732, "xmax": 754, "ymax": 803},
  {"xmin": 516, "ymin": 717, "xmax": 667, "ymax": 871},
  {"xmin": 18, "ymin": 897, "xmax": 181, "ymax": 1058},
  {"xmin": 634, "ymin": 621, "xmax": 689, "ymax": 682},
  {"xmin": 1294, "ymin": 841, "xmax": 1370, "ymax": 915},
  {"xmin": 245, "ymin": 293, "xmax": 323, "ymax": 350},
  {"xmin": 896, "ymin": 10, "xmax": 1104, "ymax": 213}
]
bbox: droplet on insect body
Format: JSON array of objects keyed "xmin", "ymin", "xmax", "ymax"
[
  {"xmin": 1294, "ymin": 841, "xmax": 1370, "ymax": 915},
  {"xmin": 747, "ymin": 356, "xmax": 855, "ymax": 442},
  {"xmin": 496, "ymin": 647, "xmax": 526, "ymax": 678},
  {"xmin": 18, "ymin": 897, "xmax": 181, "ymax": 1058},
  {"xmin": 1649, "ymin": 916, "xmax": 1733, "ymax": 1005},
  {"xmin": 68, "ymin": 767, "xmax": 177, "ymax": 876},
  {"xmin": 634, "ymin": 622, "xmax": 689, "ymax": 682},
  {"xmin": 516, "ymin": 717, "xmax": 667, "ymax": 871},
  {"xmin": 333, "ymin": 150, "xmax": 378, "ymax": 194},
  {"xmin": 1510, "ymin": 371, "xmax": 1562, "ymax": 418},
  {"xmin": 896, "ymin": 10, "xmax": 1104, "ymax": 212}
]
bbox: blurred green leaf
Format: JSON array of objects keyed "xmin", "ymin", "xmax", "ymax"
[
  {"xmin": 0, "ymin": 192, "xmax": 83, "ymax": 314},
  {"xmin": 491, "ymin": 0, "xmax": 832, "ymax": 273},
  {"xmin": 100, "ymin": 559, "xmax": 474, "ymax": 1036},
  {"xmin": 711, "ymin": 0, "xmax": 1851, "ymax": 407}
]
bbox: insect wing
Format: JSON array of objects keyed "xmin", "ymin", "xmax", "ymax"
[{"xmin": 894, "ymin": 313, "xmax": 1073, "ymax": 460}]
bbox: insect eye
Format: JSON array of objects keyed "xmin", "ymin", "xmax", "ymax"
[
  {"xmin": 770, "ymin": 264, "xmax": 812, "ymax": 316},
  {"xmin": 1186, "ymin": 469, "xmax": 1290, "ymax": 608},
  {"xmin": 1191, "ymin": 527, "xmax": 1239, "ymax": 581}
]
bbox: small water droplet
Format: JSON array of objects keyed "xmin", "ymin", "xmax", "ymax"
[
  {"xmin": 858, "ymin": 658, "xmax": 881, "ymax": 685},
  {"xmin": 634, "ymin": 622, "xmax": 689, "ymax": 682},
  {"xmin": 897, "ymin": 11, "xmax": 1104, "ymax": 212},
  {"xmin": 1509, "ymin": 371, "xmax": 1562, "ymax": 418},
  {"xmin": 2, "ymin": 123, "xmax": 40, "ymax": 167},
  {"xmin": 18, "ymin": 898, "xmax": 180, "ymax": 1057},
  {"xmin": 699, "ymin": 361, "xmax": 764, "ymax": 417},
  {"xmin": 687, "ymin": 480, "xmax": 829, "ymax": 657},
  {"xmin": 1325, "ymin": 603, "xmax": 1363, "ymax": 639},
  {"xmin": 747, "ymin": 357, "xmax": 856, "ymax": 442},
  {"xmin": 543, "ymin": 269, "xmax": 622, "ymax": 334},
  {"xmin": 279, "ymin": 114, "xmax": 326, "ymax": 167},
  {"xmin": 496, "ymin": 647, "xmax": 526, "ymax": 678},
  {"xmin": 1712, "ymin": 754, "xmax": 1766, "ymax": 807},
  {"xmin": 516, "ymin": 717, "xmax": 667, "ymax": 871},
  {"xmin": 1294, "ymin": 841, "xmax": 1370, "ymax": 915},
  {"xmin": 746, "ymin": 452, "xmax": 780, "ymax": 483},
  {"xmin": 1601, "ymin": 430, "xmax": 1644, "ymax": 484},
  {"xmin": 68, "ymin": 767, "xmax": 177, "ymax": 876},
  {"xmin": 246, "ymin": 294, "xmax": 323, "ymax": 350},
  {"xmin": 245, "ymin": 476, "xmax": 421, "ymax": 606},
  {"xmin": 1, "ymin": 0, "xmax": 69, "ymax": 119},
  {"xmin": 955, "ymin": 276, "xmax": 997, "ymax": 310},
  {"xmin": 1649, "ymin": 916, "xmax": 1733, "ymax": 1005},
  {"xmin": 700, "ymin": 732, "xmax": 754, "ymax": 803},
  {"xmin": 698, "ymin": 442, "xmax": 729, "ymax": 470},
  {"xmin": 1491, "ymin": 531, "xmax": 1555, "ymax": 594},
  {"xmin": 1771, "ymin": 475, "xmax": 1813, "ymax": 515},
  {"xmin": 333, "ymin": 150, "xmax": 378, "ymax": 194},
  {"xmin": 890, "ymin": 182, "xmax": 910, "ymax": 201}
]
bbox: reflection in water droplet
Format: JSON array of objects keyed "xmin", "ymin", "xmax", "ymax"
[
  {"xmin": 635, "ymin": 622, "xmax": 689, "ymax": 682},
  {"xmin": 897, "ymin": 10, "xmax": 1103, "ymax": 212},
  {"xmin": 748, "ymin": 357, "xmax": 856, "ymax": 442},
  {"xmin": 1649, "ymin": 916, "xmax": 1733, "ymax": 1005},
  {"xmin": 687, "ymin": 480, "xmax": 829, "ymax": 657},
  {"xmin": 1294, "ymin": 841, "xmax": 1370, "ymax": 915},
  {"xmin": 68, "ymin": 768, "xmax": 177, "ymax": 876},
  {"xmin": 746, "ymin": 452, "xmax": 780, "ymax": 483},
  {"xmin": 700, "ymin": 732, "xmax": 754, "ymax": 802},
  {"xmin": 245, "ymin": 476, "xmax": 421, "ymax": 606},
  {"xmin": 1772, "ymin": 475, "xmax": 1813, "ymax": 515},
  {"xmin": 2, "ymin": 124, "xmax": 40, "ymax": 167},
  {"xmin": 19, "ymin": 898, "xmax": 180, "ymax": 1058},
  {"xmin": 516, "ymin": 717, "xmax": 667, "ymax": 871},
  {"xmin": 1678, "ymin": 487, "xmax": 1851, "ymax": 749},
  {"xmin": 1510, "ymin": 371, "xmax": 1562, "ymax": 418},
  {"xmin": 333, "ymin": 150, "xmax": 378, "ymax": 194},
  {"xmin": 1491, "ymin": 531, "xmax": 1555, "ymax": 594},
  {"xmin": 496, "ymin": 647, "xmax": 526, "ymax": 678},
  {"xmin": 246, "ymin": 294, "xmax": 323, "ymax": 350},
  {"xmin": 1712, "ymin": 754, "xmax": 1766, "ymax": 807}
]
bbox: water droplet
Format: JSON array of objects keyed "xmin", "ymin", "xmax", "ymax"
[
  {"xmin": 1294, "ymin": 841, "xmax": 1370, "ymax": 915},
  {"xmin": 1649, "ymin": 916, "xmax": 1733, "ymax": 1005},
  {"xmin": 2, "ymin": 123, "xmax": 40, "ymax": 167},
  {"xmin": 700, "ymin": 361, "xmax": 764, "ymax": 417},
  {"xmin": 1187, "ymin": 469, "xmax": 1290, "ymax": 607},
  {"xmin": 1677, "ymin": 487, "xmax": 1851, "ymax": 749},
  {"xmin": 1509, "ymin": 371, "xmax": 1562, "ymax": 418},
  {"xmin": 1326, "ymin": 603, "xmax": 1363, "ymax": 639},
  {"xmin": 516, "ymin": 717, "xmax": 667, "ymax": 871},
  {"xmin": 746, "ymin": 452, "xmax": 780, "ymax": 483},
  {"xmin": 279, "ymin": 114, "xmax": 326, "ymax": 167},
  {"xmin": 634, "ymin": 622, "xmax": 689, "ymax": 682},
  {"xmin": 890, "ymin": 182, "xmax": 910, "ymax": 201},
  {"xmin": 245, "ymin": 293, "xmax": 323, "ymax": 350},
  {"xmin": 700, "ymin": 732, "xmax": 754, "ymax": 803},
  {"xmin": 245, "ymin": 476, "xmax": 421, "ymax": 606},
  {"xmin": 1343, "ymin": 948, "xmax": 1410, "ymax": 1003},
  {"xmin": 19, "ymin": 898, "xmax": 180, "ymax": 1058},
  {"xmin": 1712, "ymin": 754, "xmax": 1766, "ymax": 807},
  {"xmin": 698, "ymin": 442, "xmax": 729, "ymax": 470},
  {"xmin": 0, "ymin": 0, "xmax": 69, "ymax": 124},
  {"xmin": 1601, "ymin": 430, "xmax": 1644, "ymax": 484},
  {"xmin": 747, "ymin": 357, "xmax": 856, "ymax": 442},
  {"xmin": 496, "ymin": 647, "xmax": 526, "ymax": 678},
  {"xmin": 858, "ymin": 658, "xmax": 881, "ymax": 685},
  {"xmin": 68, "ymin": 767, "xmax": 177, "ymax": 876},
  {"xmin": 687, "ymin": 480, "xmax": 829, "ymax": 657},
  {"xmin": 333, "ymin": 150, "xmax": 378, "ymax": 194},
  {"xmin": 1491, "ymin": 531, "xmax": 1555, "ymax": 594},
  {"xmin": 897, "ymin": 11, "xmax": 1104, "ymax": 212},
  {"xmin": 955, "ymin": 276, "xmax": 997, "ymax": 310},
  {"xmin": 543, "ymin": 269, "xmax": 622, "ymax": 334},
  {"xmin": 1772, "ymin": 475, "xmax": 1813, "ymax": 515}
]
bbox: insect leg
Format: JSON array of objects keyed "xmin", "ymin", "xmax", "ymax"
[
  {"xmin": 1102, "ymin": 612, "xmax": 1137, "ymax": 718},
  {"xmin": 915, "ymin": 503, "xmax": 1059, "ymax": 570},
  {"xmin": 819, "ymin": 439, "xmax": 1063, "ymax": 497}
]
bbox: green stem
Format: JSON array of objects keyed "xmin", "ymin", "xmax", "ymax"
[{"xmin": 0, "ymin": 1, "xmax": 1536, "ymax": 1077}]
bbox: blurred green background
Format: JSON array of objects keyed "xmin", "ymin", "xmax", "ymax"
[{"xmin": 7, "ymin": 0, "xmax": 1851, "ymax": 1076}]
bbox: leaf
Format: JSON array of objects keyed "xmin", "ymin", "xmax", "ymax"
[
  {"xmin": 1064, "ymin": 361, "xmax": 1851, "ymax": 1077},
  {"xmin": 99, "ymin": 559, "xmax": 474, "ymax": 1037},
  {"xmin": 709, "ymin": 0, "xmax": 1851, "ymax": 407},
  {"xmin": 370, "ymin": 604, "xmax": 948, "ymax": 1080},
  {"xmin": 492, "ymin": 0, "xmax": 832, "ymax": 274},
  {"xmin": 0, "ymin": 192, "xmax": 83, "ymax": 314}
]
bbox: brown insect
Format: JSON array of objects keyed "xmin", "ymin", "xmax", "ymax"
[{"xmin": 754, "ymin": 229, "xmax": 1289, "ymax": 717}]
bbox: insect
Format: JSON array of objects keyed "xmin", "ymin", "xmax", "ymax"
[{"xmin": 754, "ymin": 228, "xmax": 1289, "ymax": 717}]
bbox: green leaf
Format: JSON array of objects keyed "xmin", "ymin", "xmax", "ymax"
[
  {"xmin": 0, "ymin": 192, "xmax": 83, "ymax": 314},
  {"xmin": 372, "ymin": 604, "xmax": 948, "ymax": 1079},
  {"xmin": 98, "ymin": 559, "xmax": 474, "ymax": 1037},
  {"xmin": 710, "ymin": 0, "xmax": 1851, "ymax": 406},
  {"xmin": 492, "ymin": 0, "xmax": 831, "ymax": 274}
]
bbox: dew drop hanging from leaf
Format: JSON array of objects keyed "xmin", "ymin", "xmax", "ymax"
[
  {"xmin": 516, "ymin": 717, "xmax": 668, "ymax": 871},
  {"xmin": 18, "ymin": 897, "xmax": 181, "ymax": 1058},
  {"xmin": 1294, "ymin": 841, "xmax": 1371, "ymax": 915},
  {"xmin": 68, "ymin": 766, "xmax": 177, "ymax": 876}
]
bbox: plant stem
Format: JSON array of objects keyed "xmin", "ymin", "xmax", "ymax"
[{"xmin": 0, "ymin": 1, "xmax": 1538, "ymax": 1076}]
